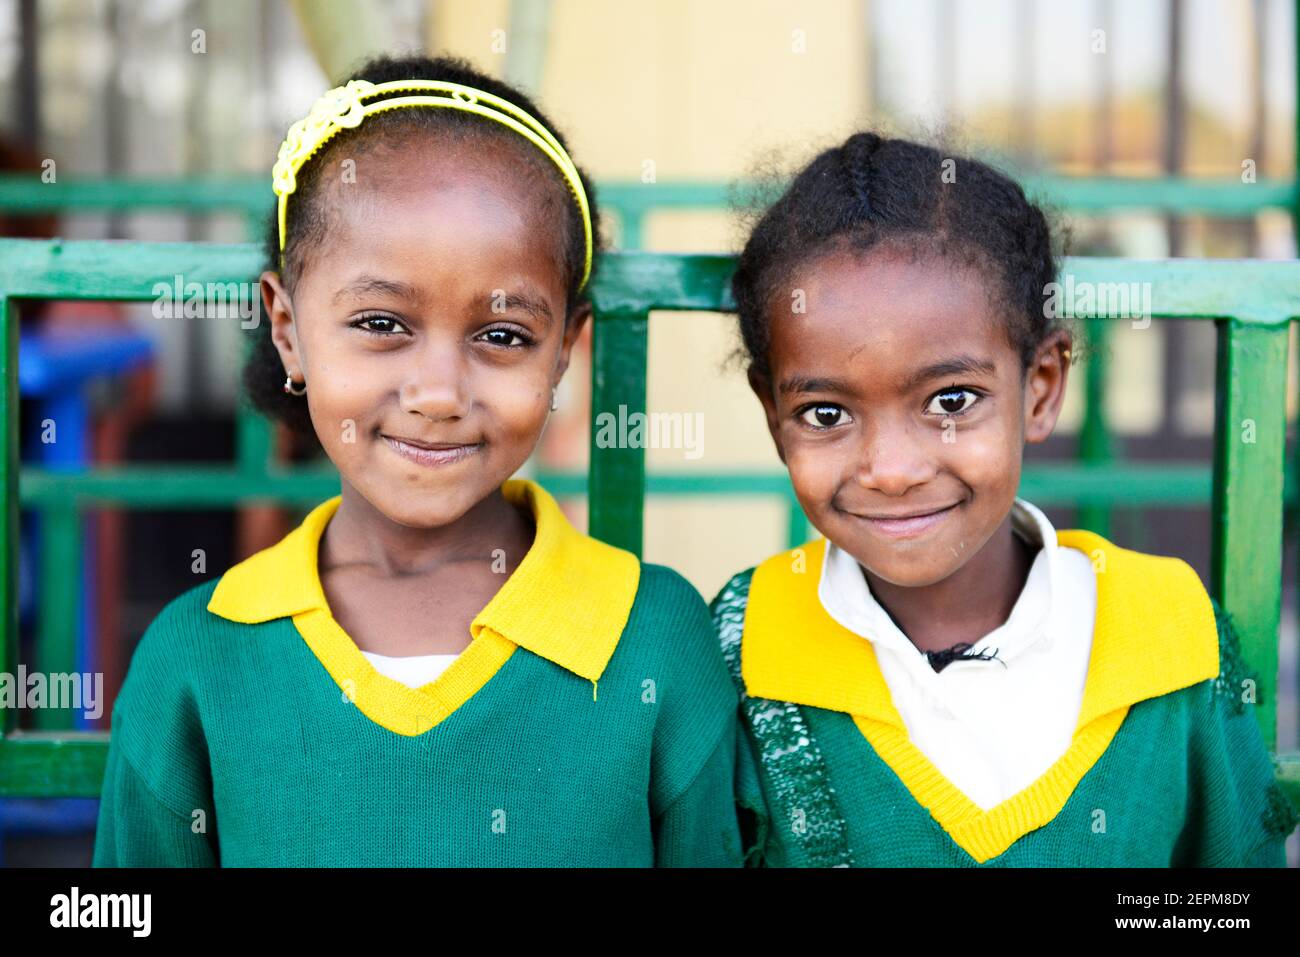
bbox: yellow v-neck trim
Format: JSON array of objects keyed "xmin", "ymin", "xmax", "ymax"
[
  {"xmin": 741, "ymin": 533, "xmax": 1219, "ymax": 863},
  {"xmin": 293, "ymin": 605, "xmax": 517, "ymax": 736},
  {"xmin": 206, "ymin": 479, "xmax": 640, "ymax": 737}
]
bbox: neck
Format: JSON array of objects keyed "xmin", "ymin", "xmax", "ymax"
[
  {"xmin": 321, "ymin": 481, "xmax": 534, "ymax": 579},
  {"xmin": 862, "ymin": 513, "xmax": 1034, "ymax": 654}
]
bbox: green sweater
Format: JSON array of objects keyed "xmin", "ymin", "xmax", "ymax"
[
  {"xmin": 712, "ymin": 566, "xmax": 1299, "ymax": 867},
  {"xmin": 93, "ymin": 560, "xmax": 742, "ymax": 867}
]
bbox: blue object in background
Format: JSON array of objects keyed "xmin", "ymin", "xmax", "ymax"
[{"xmin": 2, "ymin": 327, "xmax": 154, "ymax": 856}]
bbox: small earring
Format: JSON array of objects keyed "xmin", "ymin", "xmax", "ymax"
[
  {"xmin": 283, "ymin": 374, "xmax": 306, "ymax": 396},
  {"xmin": 549, "ymin": 387, "xmax": 559, "ymax": 412}
]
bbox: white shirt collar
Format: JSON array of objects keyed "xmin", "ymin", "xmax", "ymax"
[{"xmin": 817, "ymin": 498, "xmax": 1062, "ymax": 679}]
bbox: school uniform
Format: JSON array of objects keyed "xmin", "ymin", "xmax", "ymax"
[
  {"xmin": 94, "ymin": 479, "xmax": 742, "ymax": 867},
  {"xmin": 711, "ymin": 499, "xmax": 1298, "ymax": 866}
]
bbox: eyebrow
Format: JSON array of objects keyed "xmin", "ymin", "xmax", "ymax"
[
  {"xmin": 778, "ymin": 375, "xmax": 855, "ymax": 397},
  {"xmin": 496, "ymin": 292, "xmax": 554, "ymax": 324},
  {"xmin": 778, "ymin": 355, "xmax": 997, "ymax": 398},
  {"xmin": 903, "ymin": 355, "xmax": 998, "ymax": 391},
  {"xmin": 332, "ymin": 276, "xmax": 420, "ymax": 304}
]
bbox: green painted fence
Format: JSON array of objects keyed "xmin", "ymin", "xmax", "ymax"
[
  {"xmin": 3, "ymin": 172, "xmax": 1294, "ymax": 543},
  {"xmin": 0, "ymin": 238, "xmax": 1297, "ymax": 814}
]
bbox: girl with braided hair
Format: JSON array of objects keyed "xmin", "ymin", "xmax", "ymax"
[{"xmin": 712, "ymin": 132, "xmax": 1297, "ymax": 867}]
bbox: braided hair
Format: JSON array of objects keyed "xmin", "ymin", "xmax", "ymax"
[{"xmin": 732, "ymin": 132, "xmax": 1066, "ymax": 384}]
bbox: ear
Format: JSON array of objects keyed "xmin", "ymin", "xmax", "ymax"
[
  {"xmin": 552, "ymin": 301, "xmax": 591, "ymax": 383},
  {"xmin": 260, "ymin": 271, "xmax": 304, "ymax": 379},
  {"xmin": 748, "ymin": 366, "xmax": 787, "ymax": 465},
  {"xmin": 1023, "ymin": 330, "xmax": 1072, "ymax": 444}
]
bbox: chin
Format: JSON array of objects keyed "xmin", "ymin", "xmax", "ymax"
[
  {"xmin": 842, "ymin": 539, "xmax": 965, "ymax": 590},
  {"xmin": 864, "ymin": 560, "xmax": 963, "ymax": 590},
  {"xmin": 370, "ymin": 485, "xmax": 479, "ymax": 530}
]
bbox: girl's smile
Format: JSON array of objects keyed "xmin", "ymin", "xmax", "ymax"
[
  {"xmin": 380, "ymin": 433, "xmax": 484, "ymax": 469},
  {"xmin": 848, "ymin": 499, "xmax": 965, "ymax": 540}
]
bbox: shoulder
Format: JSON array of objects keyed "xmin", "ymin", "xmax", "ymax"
[
  {"xmin": 708, "ymin": 541, "xmax": 822, "ymax": 624},
  {"xmin": 709, "ymin": 567, "xmax": 757, "ymax": 620},
  {"xmin": 1202, "ymin": 595, "xmax": 1263, "ymax": 717},
  {"xmin": 623, "ymin": 562, "xmax": 720, "ymax": 662},
  {"xmin": 632, "ymin": 560, "xmax": 706, "ymax": 609},
  {"xmin": 110, "ymin": 579, "xmax": 226, "ymax": 765},
  {"xmin": 618, "ymin": 563, "xmax": 737, "ymax": 729},
  {"xmin": 1057, "ymin": 528, "xmax": 1206, "ymax": 604},
  {"xmin": 134, "ymin": 577, "xmax": 226, "ymax": 662},
  {"xmin": 1159, "ymin": 594, "xmax": 1267, "ymax": 738},
  {"xmin": 117, "ymin": 576, "xmax": 244, "ymax": 721}
]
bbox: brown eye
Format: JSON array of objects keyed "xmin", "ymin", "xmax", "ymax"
[
  {"xmin": 926, "ymin": 389, "xmax": 979, "ymax": 416},
  {"xmin": 799, "ymin": 404, "xmax": 851, "ymax": 429},
  {"xmin": 477, "ymin": 327, "xmax": 533, "ymax": 348},
  {"xmin": 350, "ymin": 313, "xmax": 407, "ymax": 336}
]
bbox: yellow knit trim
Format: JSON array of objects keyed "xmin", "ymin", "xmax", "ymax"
[
  {"xmin": 853, "ymin": 709, "xmax": 1127, "ymax": 863},
  {"xmin": 741, "ymin": 531, "xmax": 1220, "ymax": 862},
  {"xmin": 1054, "ymin": 528, "xmax": 1218, "ymax": 730},
  {"xmin": 296, "ymin": 606, "xmax": 517, "ymax": 736},
  {"xmin": 207, "ymin": 478, "xmax": 640, "ymax": 736}
]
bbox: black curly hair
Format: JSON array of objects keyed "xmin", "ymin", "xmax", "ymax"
[
  {"xmin": 732, "ymin": 132, "xmax": 1067, "ymax": 385},
  {"xmin": 244, "ymin": 53, "xmax": 603, "ymax": 451}
]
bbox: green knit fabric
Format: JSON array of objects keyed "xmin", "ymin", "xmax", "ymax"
[
  {"xmin": 712, "ymin": 568, "xmax": 1300, "ymax": 867},
  {"xmin": 94, "ymin": 564, "xmax": 743, "ymax": 867}
]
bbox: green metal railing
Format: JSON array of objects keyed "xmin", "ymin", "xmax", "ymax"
[
  {"xmin": 3, "ymin": 172, "xmax": 1295, "ymax": 545},
  {"xmin": 0, "ymin": 238, "xmax": 1297, "ymax": 811}
]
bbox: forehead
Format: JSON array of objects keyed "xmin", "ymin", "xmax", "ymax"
[
  {"xmin": 768, "ymin": 245, "xmax": 1012, "ymax": 385},
  {"xmin": 298, "ymin": 137, "xmax": 569, "ymax": 295}
]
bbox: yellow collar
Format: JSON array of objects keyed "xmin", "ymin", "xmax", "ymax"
[
  {"xmin": 741, "ymin": 531, "xmax": 1219, "ymax": 862},
  {"xmin": 207, "ymin": 478, "xmax": 640, "ymax": 684},
  {"xmin": 741, "ymin": 531, "xmax": 1219, "ymax": 733}
]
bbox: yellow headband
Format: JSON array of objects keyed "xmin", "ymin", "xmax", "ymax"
[{"xmin": 271, "ymin": 78, "xmax": 593, "ymax": 290}]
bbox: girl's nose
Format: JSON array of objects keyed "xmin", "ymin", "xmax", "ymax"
[
  {"xmin": 398, "ymin": 344, "xmax": 471, "ymax": 421},
  {"xmin": 853, "ymin": 420, "xmax": 937, "ymax": 496}
]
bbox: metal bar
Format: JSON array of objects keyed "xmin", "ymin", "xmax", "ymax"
[
  {"xmin": 33, "ymin": 503, "xmax": 77, "ymax": 731},
  {"xmin": 1078, "ymin": 318, "xmax": 1113, "ymax": 535},
  {"xmin": 0, "ymin": 239, "xmax": 264, "ymax": 300},
  {"xmin": 21, "ymin": 467, "xmax": 343, "ymax": 506},
  {"xmin": 2, "ymin": 175, "xmax": 1295, "ymax": 217},
  {"xmin": 1, "ymin": 297, "xmax": 17, "ymax": 738},
  {"xmin": 1210, "ymin": 318, "xmax": 1290, "ymax": 751},
  {"xmin": 588, "ymin": 309, "xmax": 648, "ymax": 554},
  {"xmin": 589, "ymin": 251, "xmax": 1300, "ymax": 323},
  {"xmin": 0, "ymin": 734, "xmax": 110, "ymax": 797},
  {"xmin": 236, "ymin": 406, "xmax": 274, "ymax": 480},
  {"xmin": 619, "ymin": 210, "xmax": 646, "ymax": 252},
  {"xmin": 0, "ymin": 176, "xmax": 272, "ymax": 213},
  {"xmin": 19, "ymin": 462, "xmax": 1278, "ymax": 508}
]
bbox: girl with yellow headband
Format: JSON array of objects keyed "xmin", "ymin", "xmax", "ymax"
[{"xmin": 93, "ymin": 54, "xmax": 742, "ymax": 867}]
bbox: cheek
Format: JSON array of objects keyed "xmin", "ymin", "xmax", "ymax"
[
  {"xmin": 473, "ymin": 363, "xmax": 551, "ymax": 435},
  {"xmin": 781, "ymin": 434, "xmax": 850, "ymax": 509},
  {"xmin": 301, "ymin": 361, "xmax": 380, "ymax": 450},
  {"xmin": 942, "ymin": 406, "xmax": 1023, "ymax": 490}
]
